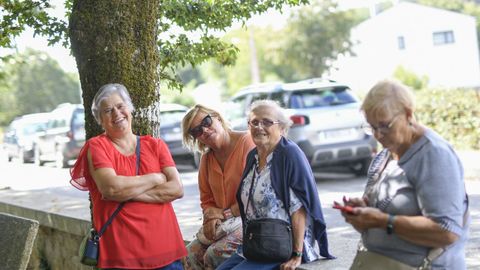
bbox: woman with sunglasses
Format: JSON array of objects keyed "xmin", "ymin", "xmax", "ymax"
[
  {"xmin": 70, "ymin": 83, "xmax": 186, "ymax": 269},
  {"xmin": 217, "ymin": 100, "xmax": 333, "ymax": 270},
  {"xmin": 182, "ymin": 104, "xmax": 255, "ymax": 270},
  {"xmin": 341, "ymin": 79, "xmax": 469, "ymax": 269}
]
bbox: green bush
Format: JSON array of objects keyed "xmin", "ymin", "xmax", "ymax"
[
  {"xmin": 394, "ymin": 65, "xmax": 429, "ymax": 90},
  {"xmin": 415, "ymin": 88, "xmax": 480, "ymax": 150}
]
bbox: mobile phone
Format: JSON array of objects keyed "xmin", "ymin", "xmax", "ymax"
[{"xmin": 332, "ymin": 201, "xmax": 354, "ymax": 214}]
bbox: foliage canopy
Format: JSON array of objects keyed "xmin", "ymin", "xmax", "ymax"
[{"xmin": 1, "ymin": 0, "xmax": 308, "ymax": 90}]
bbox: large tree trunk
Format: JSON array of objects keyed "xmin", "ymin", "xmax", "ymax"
[{"xmin": 69, "ymin": 0, "xmax": 160, "ymax": 139}]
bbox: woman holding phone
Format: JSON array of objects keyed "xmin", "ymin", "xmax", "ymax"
[{"xmin": 340, "ymin": 79, "xmax": 469, "ymax": 269}]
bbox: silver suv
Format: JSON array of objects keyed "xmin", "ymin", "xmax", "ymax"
[{"xmin": 226, "ymin": 79, "xmax": 377, "ymax": 175}]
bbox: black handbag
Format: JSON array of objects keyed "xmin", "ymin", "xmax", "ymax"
[
  {"xmin": 79, "ymin": 136, "xmax": 140, "ymax": 266},
  {"xmin": 242, "ymin": 170, "xmax": 293, "ymax": 262},
  {"xmin": 243, "ymin": 218, "xmax": 292, "ymax": 262}
]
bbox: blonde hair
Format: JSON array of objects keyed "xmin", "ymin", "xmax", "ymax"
[
  {"xmin": 182, "ymin": 104, "xmax": 230, "ymax": 154},
  {"xmin": 249, "ymin": 100, "xmax": 292, "ymax": 135},
  {"xmin": 361, "ymin": 79, "xmax": 416, "ymax": 117}
]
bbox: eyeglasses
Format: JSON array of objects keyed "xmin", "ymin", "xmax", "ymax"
[
  {"xmin": 189, "ymin": 114, "xmax": 213, "ymax": 138},
  {"xmin": 362, "ymin": 114, "xmax": 400, "ymax": 135},
  {"xmin": 248, "ymin": 119, "xmax": 280, "ymax": 128}
]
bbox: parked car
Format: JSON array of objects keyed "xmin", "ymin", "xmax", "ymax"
[
  {"xmin": 158, "ymin": 103, "xmax": 200, "ymax": 168},
  {"xmin": 3, "ymin": 112, "xmax": 51, "ymax": 163},
  {"xmin": 225, "ymin": 79, "xmax": 377, "ymax": 175},
  {"xmin": 34, "ymin": 103, "xmax": 85, "ymax": 168}
]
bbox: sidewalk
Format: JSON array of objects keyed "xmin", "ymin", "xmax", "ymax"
[{"xmin": 457, "ymin": 150, "xmax": 480, "ymax": 181}]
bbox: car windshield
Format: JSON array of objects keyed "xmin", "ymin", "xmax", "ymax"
[
  {"xmin": 288, "ymin": 86, "xmax": 357, "ymax": 109},
  {"xmin": 22, "ymin": 122, "xmax": 46, "ymax": 136}
]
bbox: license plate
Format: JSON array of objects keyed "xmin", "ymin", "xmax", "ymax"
[{"xmin": 319, "ymin": 128, "xmax": 358, "ymax": 143}]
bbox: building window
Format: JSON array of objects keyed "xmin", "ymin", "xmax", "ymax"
[
  {"xmin": 433, "ymin": 31, "xmax": 455, "ymax": 45},
  {"xmin": 397, "ymin": 36, "xmax": 405, "ymax": 50}
]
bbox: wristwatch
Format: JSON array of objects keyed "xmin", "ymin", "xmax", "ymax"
[
  {"xmin": 292, "ymin": 250, "xmax": 303, "ymax": 258},
  {"xmin": 386, "ymin": 214, "xmax": 395, "ymax": 235}
]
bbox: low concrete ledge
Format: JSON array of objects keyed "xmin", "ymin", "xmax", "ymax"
[{"xmin": 0, "ymin": 202, "xmax": 90, "ymax": 237}]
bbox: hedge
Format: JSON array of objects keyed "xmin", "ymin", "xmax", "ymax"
[{"xmin": 415, "ymin": 88, "xmax": 480, "ymax": 150}]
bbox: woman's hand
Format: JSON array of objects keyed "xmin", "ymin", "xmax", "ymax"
[
  {"xmin": 280, "ymin": 256, "xmax": 302, "ymax": 270},
  {"xmin": 344, "ymin": 207, "xmax": 386, "ymax": 232},
  {"xmin": 203, "ymin": 207, "xmax": 224, "ymax": 221},
  {"xmin": 203, "ymin": 218, "xmax": 221, "ymax": 240},
  {"xmin": 202, "ymin": 207, "xmax": 224, "ymax": 240},
  {"xmin": 132, "ymin": 167, "xmax": 183, "ymax": 203},
  {"xmin": 343, "ymin": 196, "xmax": 368, "ymax": 207}
]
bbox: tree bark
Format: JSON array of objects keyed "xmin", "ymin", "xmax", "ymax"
[{"xmin": 69, "ymin": 0, "xmax": 160, "ymax": 139}]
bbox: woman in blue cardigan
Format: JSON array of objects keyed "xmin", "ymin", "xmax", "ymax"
[{"xmin": 217, "ymin": 100, "xmax": 333, "ymax": 270}]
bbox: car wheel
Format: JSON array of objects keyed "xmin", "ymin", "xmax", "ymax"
[
  {"xmin": 34, "ymin": 146, "xmax": 44, "ymax": 166},
  {"xmin": 21, "ymin": 149, "xmax": 29, "ymax": 163},
  {"xmin": 350, "ymin": 157, "xmax": 372, "ymax": 176},
  {"xmin": 15, "ymin": 148, "xmax": 25, "ymax": 164},
  {"xmin": 192, "ymin": 152, "xmax": 201, "ymax": 169}
]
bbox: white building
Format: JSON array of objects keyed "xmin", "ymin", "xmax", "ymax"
[{"xmin": 330, "ymin": 2, "xmax": 480, "ymax": 90}]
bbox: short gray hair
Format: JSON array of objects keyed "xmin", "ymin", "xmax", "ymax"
[
  {"xmin": 249, "ymin": 100, "xmax": 292, "ymax": 135},
  {"xmin": 91, "ymin": 83, "xmax": 135, "ymax": 124},
  {"xmin": 361, "ymin": 79, "xmax": 415, "ymax": 117}
]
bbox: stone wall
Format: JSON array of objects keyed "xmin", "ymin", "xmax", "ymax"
[{"xmin": 0, "ymin": 203, "xmax": 92, "ymax": 270}]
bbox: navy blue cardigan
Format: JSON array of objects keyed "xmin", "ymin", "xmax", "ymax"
[{"xmin": 236, "ymin": 136, "xmax": 334, "ymax": 260}]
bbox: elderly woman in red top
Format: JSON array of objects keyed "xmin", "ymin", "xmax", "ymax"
[
  {"xmin": 70, "ymin": 83, "xmax": 186, "ymax": 269},
  {"xmin": 182, "ymin": 104, "xmax": 255, "ymax": 270}
]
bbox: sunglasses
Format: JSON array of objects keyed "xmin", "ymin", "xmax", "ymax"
[
  {"xmin": 189, "ymin": 114, "xmax": 213, "ymax": 138},
  {"xmin": 248, "ymin": 118, "xmax": 280, "ymax": 128}
]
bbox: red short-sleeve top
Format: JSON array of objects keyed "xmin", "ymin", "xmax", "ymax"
[{"xmin": 71, "ymin": 134, "xmax": 187, "ymax": 269}]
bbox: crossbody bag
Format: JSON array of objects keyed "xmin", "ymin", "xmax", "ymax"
[{"xmin": 242, "ymin": 168, "xmax": 293, "ymax": 263}]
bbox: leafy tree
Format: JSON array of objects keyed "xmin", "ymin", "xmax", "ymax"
[
  {"xmin": 1, "ymin": 0, "xmax": 307, "ymax": 139},
  {"xmin": 0, "ymin": 59, "xmax": 17, "ymax": 125},
  {"xmin": 281, "ymin": 0, "xmax": 358, "ymax": 79},
  {"xmin": 214, "ymin": 0, "xmax": 359, "ymax": 96},
  {"xmin": 14, "ymin": 49, "xmax": 80, "ymax": 112},
  {"xmin": 0, "ymin": 49, "xmax": 80, "ymax": 125}
]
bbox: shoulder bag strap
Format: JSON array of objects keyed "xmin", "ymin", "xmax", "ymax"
[
  {"xmin": 245, "ymin": 169, "xmax": 256, "ymax": 220},
  {"xmin": 97, "ymin": 135, "xmax": 140, "ymax": 238}
]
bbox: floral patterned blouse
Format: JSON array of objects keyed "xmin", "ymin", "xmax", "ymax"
[{"xmin": 239, "ymin": 153, "xmax": 320, "ymax": 262}]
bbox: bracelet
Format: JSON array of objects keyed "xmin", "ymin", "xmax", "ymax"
[
  {"xmin": 386, "ymin": 214, "xmax": 395, "ymax": 235},
  {"xmin": 292, "ymin": 250, "xmax": 303, "ymax": 257},
  {"xmin": 223, "ymin": 208, "xmax": 233, "ymax": 219}
]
